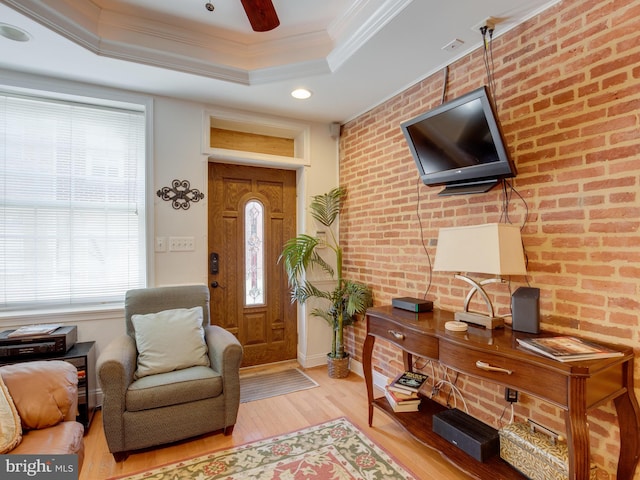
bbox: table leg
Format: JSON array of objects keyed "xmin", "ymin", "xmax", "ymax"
[
  {"xmin": 363, "ymin": 333, "xmax": 375, "ymax": 427},
  {"xmin": 614, "ymin": 360, "xmax": 640, "ymax": 480},
  {"xmin": 565, "ymin": 379, "xmax": 590, "ymax": 480}
]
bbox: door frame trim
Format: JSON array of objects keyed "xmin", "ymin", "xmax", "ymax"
[
  {"xmin": 202, "ymin": 107, "xmax": 331, "ymax": 369},
  {"xmin": 207, "ymin": 157, "xmax": 326, "ymax": 368}
]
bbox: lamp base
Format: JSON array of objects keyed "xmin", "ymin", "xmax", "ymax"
[{"xmin": 455, "ymin": 311, "xmax": 504, "ymax": 329}]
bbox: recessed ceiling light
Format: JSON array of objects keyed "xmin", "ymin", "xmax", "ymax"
[
  {"xmin": 291, "ymin": 88, "xmax": 312, "ymax": 100},
  {"xmin": 0, "ymin": 24, "xmax": 32, "ymax": 42}
]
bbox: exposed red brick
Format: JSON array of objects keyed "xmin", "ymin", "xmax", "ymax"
[
  {"xmin": 609, "ymin": 312, "xmax": 639, "ymax": 326},
  {"xmin": 584, "ymin": 176, "xmax": 636, "ymax": 191},
  {"xmin": 590, "ymin": 52, "xmax": 640, "ymax": 79},
  {"xmin": 339, "ymin": 1, "xmax": 640, "ymax": 476}
]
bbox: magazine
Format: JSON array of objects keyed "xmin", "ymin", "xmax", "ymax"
[
  {"xmin": 517, "ymin": 336, "xmax": 623, "ymax": 362},
  {"xmin": 7, "ymin": 323, "xmax": 62, "ymax": 338}
]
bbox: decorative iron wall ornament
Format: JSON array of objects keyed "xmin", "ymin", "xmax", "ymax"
[{"xmin": 157, "ymin": 179, "xmax": 205, "ymax": 210}]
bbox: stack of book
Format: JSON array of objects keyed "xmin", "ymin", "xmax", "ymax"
[{"xmin": 384, "ymin": 371, "xmax": 428, "ymax": 412}]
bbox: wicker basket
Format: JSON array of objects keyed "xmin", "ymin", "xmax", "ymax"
[{"xmin": 327, "ymin": 353, "xmax": 350, "ymax": 378}]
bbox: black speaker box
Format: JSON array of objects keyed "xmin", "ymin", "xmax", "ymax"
[
  {"xmin": 432, "ymin": 409, "xmax": 499, "ymax": 462},
  {"xmin": 511, "ymin": 287, "xmax": 540, "ymax": 334}
]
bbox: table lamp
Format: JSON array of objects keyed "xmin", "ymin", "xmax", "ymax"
[{"xmin": 433, "ymin": 223, "xmax": 527, "ymax": 329}]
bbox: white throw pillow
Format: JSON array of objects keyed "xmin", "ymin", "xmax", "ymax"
[{"xmin": 132, "ymin": 306, "xmax": 210, "ymax": 380}]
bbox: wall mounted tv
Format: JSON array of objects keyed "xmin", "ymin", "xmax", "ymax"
[{"xmin": 401, "ymin": 86, "xmax": 516, "ymax": 196}]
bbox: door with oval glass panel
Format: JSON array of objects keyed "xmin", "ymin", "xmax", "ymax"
[{"xmin": 208, "ymin": 162, "xmax": 297, "ymax": 366}]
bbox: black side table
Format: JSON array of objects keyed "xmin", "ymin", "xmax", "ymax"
[{"xmin": 1, "ymin": 341, "xmax": 96, "ymax": 431}]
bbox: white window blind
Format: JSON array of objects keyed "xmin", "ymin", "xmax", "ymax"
[{"xmin": 0, "ymin": 93, "xmax": 146, "ymax": 311}]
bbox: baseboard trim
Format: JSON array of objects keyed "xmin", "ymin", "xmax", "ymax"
[{"xmin": 348, "ymin": 358, "xmax": 388, "ymax": 391}]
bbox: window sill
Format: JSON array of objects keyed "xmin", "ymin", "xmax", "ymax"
[{"xmin": 0, "ymin": 304, "xmax": 124, "ymax": 327}]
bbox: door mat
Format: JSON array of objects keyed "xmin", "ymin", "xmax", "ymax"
[
  {"xmin": 239, "ymin": 368, "xmax": 318, "ymax": 403},
  {"xmin": 107, "ymin": 417, "xmax": 418, "ymax": 479}
]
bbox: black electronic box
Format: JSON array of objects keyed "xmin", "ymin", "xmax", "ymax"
[
  {"xmin": 511, "ymin": 287, "xmax": 540, "ymax": 334},
  {"xmin": 392, "ymin": 297, "xmax": 433, "ymax": 312},
  {"xmin": 0, "ymin": 325, "xmax": 77, "ymax": 359},
  {"xmin": 432, "ymin": 408, "xmax": 499, "ymax": 462}
]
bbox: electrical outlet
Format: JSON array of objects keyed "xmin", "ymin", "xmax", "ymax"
[
  {"xmin": 169, "ymin": 236, "xmax": 195, "ymax": 252},
  {"xmin": 505, "ymin": 388, "xmax": 519, "ymax": 403}
]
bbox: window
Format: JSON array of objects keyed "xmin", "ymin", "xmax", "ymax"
[
  {"xmin": 0, "ymin": 92, "xmax": 146, "ymax": 311},
  {"xmin": 244, "ymin": 200, "xmax": 264, "ymax": 305}
]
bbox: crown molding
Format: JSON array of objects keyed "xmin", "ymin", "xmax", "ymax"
[
  {"xmin": 2, "ymin": 0, "xmax": 102, "ymax": 54},
  {"xmin": 327, "ymin": 0, "xmax": 413, "ymax": 71}
]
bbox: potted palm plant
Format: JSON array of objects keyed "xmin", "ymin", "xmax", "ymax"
[{"xmin": 279, "ymin": 187, "xmax": 373, "ymax": 378}]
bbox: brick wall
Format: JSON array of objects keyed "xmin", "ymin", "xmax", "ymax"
[{"xmin": 339, "ymin": 0, "xmax": 640, "ymax": 477}]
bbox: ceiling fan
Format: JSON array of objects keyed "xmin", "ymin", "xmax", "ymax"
[
  {"xmin": 205, "ymin": 0, "xmax": 279, "ymax": 32},
  {"xmin": 206, "ymin": 0, "xmax": 279, "ymax": 32},
  {"xmin": 239, "ymin": 0, "xmax": 280, "ymax": 32}
]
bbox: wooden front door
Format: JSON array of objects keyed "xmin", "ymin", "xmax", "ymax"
[{"xmin": 208, "ymin": 163, "xmax": 297, "ymax": 366}]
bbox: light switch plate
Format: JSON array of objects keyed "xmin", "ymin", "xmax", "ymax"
[
  {"xmin": 169, "ymin": 236, "xmax": 195, "ymax": 251},
  {"xmin": 155, "ymin": 237, "xmax": 166, "ymax": 252}
]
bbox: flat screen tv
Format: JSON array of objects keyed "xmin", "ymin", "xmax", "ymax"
[{"xmin": 401, "ymin": 86, "xmax": 516, "ymax": 196}]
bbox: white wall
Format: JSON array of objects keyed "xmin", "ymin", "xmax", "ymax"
[
  {"xmin": 0, "ymin": 70, "xmax": 340, "ymax": 394},
  {"xmin": 292, "ymin": 122, "xmax": 341, "ymax": 368},
  {"xmin": 153, "ymin": 97, "xmax": 210, "ymax": 286},
  {"xmin": 153, "ymin": 97, "xmax": 341, "ymax": 367}
]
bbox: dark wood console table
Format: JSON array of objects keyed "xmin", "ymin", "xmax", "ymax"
[{"xmin": 363, "ymin": 306, "xmax": 640, "ymax": 480}]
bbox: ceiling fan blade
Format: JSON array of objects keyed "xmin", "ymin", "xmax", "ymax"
[{"xmin": 240, "ymin": 0, "xmax": 280, "ymax": 32}]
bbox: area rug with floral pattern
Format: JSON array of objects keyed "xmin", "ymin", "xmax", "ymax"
[{"xmin": 109, "ymin": 417, "xmax": 417, "ymax": 480}]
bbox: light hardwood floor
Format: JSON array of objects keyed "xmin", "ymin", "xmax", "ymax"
[{"xmin": 80, "ymin": 362, "xmax": 472, "ymax": 479}]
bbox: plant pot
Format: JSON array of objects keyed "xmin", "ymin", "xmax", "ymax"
[{"xmin": 327, "ymin": 353, "xmax": 350, "ymax": 379}]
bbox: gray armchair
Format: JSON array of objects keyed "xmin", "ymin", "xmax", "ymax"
[{"xmin": 96, "ymin": 285, "xmax": 242, "ymax": 460}]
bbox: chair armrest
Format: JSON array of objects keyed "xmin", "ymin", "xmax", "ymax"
[
  {"xmin": 96, "ymin": 335, "xmax": 136, "ymax": 400},
  {"xmin": 204, "ymin": 326, "xmax": 243, "ymax": 426},
  {"xmin": 96, "ymin": 335, "xmax": 136, "ymax": 454},
  {"xmin": 204, "ymin": 326, "xmax": 242, "ymax": 374}
]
